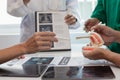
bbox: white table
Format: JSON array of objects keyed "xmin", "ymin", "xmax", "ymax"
[{"xmin": 0, "ymin": 44, "xmax": 120, "ymax": 80}]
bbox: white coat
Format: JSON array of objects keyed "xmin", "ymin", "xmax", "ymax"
[{"xmin": 7, "ymin": 0, "xmax": 81, "ymax": 42}]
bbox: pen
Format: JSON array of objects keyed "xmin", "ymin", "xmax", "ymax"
[
  {"xmin": 76, "ymin": 36, "xmax": 90, "ymax": 39},
  {"xmin": 76, "ymin": 22, "xmax": 103, "ymax": 40}
]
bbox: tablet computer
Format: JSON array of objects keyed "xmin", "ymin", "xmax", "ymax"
[
  {"xmin": 0, "ymin": 64, "xmax": 40, "ymax": 77},
  {"xmin": 0, "ymin": 57, "xmax": 54, "ymax": 77},
  {"xmin": 41, "ymin": 66, "xmax": 115, "ymax": 80}
]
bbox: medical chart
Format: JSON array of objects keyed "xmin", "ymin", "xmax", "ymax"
[{"xmin": 35, "ymin": 11, "xmax": 71, "ymax": 51}]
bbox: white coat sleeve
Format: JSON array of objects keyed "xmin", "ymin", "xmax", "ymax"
[
  {"xmin": 67, "ymin": 0, "xmax": 81, "ymax": 29},
  {"xmin": 7, "ymin": 0, "xmax": 29, "ymax": 17}
]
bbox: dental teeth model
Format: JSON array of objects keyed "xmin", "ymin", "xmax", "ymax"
[
  {"xmin": 89, "ymin": 31, "xmax": 104, "ymax": 47},
  {"xmin": 76, "ymin": 31, "xmax": 104, "ymax": 52}
]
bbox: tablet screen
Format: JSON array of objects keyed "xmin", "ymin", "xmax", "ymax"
[
  {"xmin": 42, "ymin": 66, "xmax": 115, "ymax": 80},
  {"xmin": 0, "ymin": 57, "xmax": 54, "ymax": 77},
  {"xmin": 0, "ymin": 64, "xmax": 40, "ymax": 77}
]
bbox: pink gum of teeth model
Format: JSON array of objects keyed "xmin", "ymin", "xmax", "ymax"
[{"xmin": 82, "ymin": 46, "xmax": 95, "ymax": 52}]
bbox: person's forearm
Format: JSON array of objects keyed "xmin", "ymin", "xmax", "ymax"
[
  {"xmin": 104, "ymin": 50, "xmax": 120, "ymax": 67},
  {"xmin": 113, "ymin": 30, "xmax": 120, "ymax": 43},
  {"xmin": 0, "ymin": 44, "xmax": 25, "ymax": 64}
]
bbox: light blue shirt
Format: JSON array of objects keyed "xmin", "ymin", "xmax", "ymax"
[{"xmin": 7, "ymin": 0, "xmax": 81, "ymax": 42}]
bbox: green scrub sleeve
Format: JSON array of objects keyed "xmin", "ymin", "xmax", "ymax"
[
  {"xmin": 108, "ymin": 42, "xmax": 120, "ymax": 54},
  {"xmin": 91, "ymin": 0, "xmax": 106, "ymax": 24}
]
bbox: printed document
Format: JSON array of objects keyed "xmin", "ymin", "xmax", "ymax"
[{"xmin": 35, "ymin": 11, "xmax": 71, "ymax": 51}]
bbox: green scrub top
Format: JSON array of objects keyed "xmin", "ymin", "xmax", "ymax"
[{"xmin": 91, "ymin": 0, "xmax": 120, "ymax": 53}]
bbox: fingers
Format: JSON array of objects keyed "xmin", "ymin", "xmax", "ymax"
[
  {"xmin": 35, "ymin": 32, "xmax": 56, "ymax": 36},
  {"xmin": 84, "ymin": 18, "xmax": 100, "ymax": 32},
  {"xmin": 35, "ymin": 35, "xmax": 58, "ymax": 42},
  {"xmin": 34, "ymin": 32, "xmax": 58, "ymax": 41},
  {"xmin": 84, "ymin": 22, "xmax": 93, "ymax": 32},
  {"xmin": 82, "ymin": 46, "xmax": 99, "ymax": 60},
  {"xmin": 40, "ymin": 37, "xmax": 58, "ymax": 42},
  {"xmin": 84, "ymin": 19, "xmax": 92, "ymax": 32},
  {"xmin": 34, "ymin": 32, "xmax": 58, "ymax": 51},
  {"xmin": 34, "ymin": 34, "xmax": 58, "ymax": 43},
  {"xmin": 36, "ymin": 41, "xmax": 52, "ymax": 47},
  {"xmin": 82, "ymin": 46, "xmax": 95, "ymax": 60},
  {"xmin": 84, "ymin": 26, "xmax": 92, "ymax": 32},
  {"xmin": 36, "ymin": 41, "xmax": 55, "ymax": 51},
  {"xmin": 65, "ymin": 14, "xmax": 77, "ymax": 25},
  {"xmin": 23, "ymin": 32, "xmax": 58, "ymax": 53},
  {"xmin": 91, "ymin": 25, "xmax": 103, "ymax": 32},
  {"xmin": 38, "ymin": 46, "xmax": 51, "ymax": 51}
]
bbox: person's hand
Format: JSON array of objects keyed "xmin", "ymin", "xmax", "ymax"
[
  {"xmin": 82, "ymin": 46, "xmax": 109, "ymax": 60},
  {"xmin": 21, "ymin": 32, "xmax": 58, "ymax": 54},
  {"xmin": 91, "ymin": 25, "xmax": 116, "ymax": 45},
  {"xmin": 84, "ymin": 18, "xmax": 100, "ymax": 32},
  {"xmin": 64, "ymin": 14, "xmax": 77, "ymax": 25},
  {"xmin": 23, "ymin": 0, "xmax": 30, "ymax": 6}
]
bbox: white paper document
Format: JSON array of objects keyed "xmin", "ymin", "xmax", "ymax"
[{"xmin": 35, "ymin": 11, "xmax": 71, "ymax": 51}]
